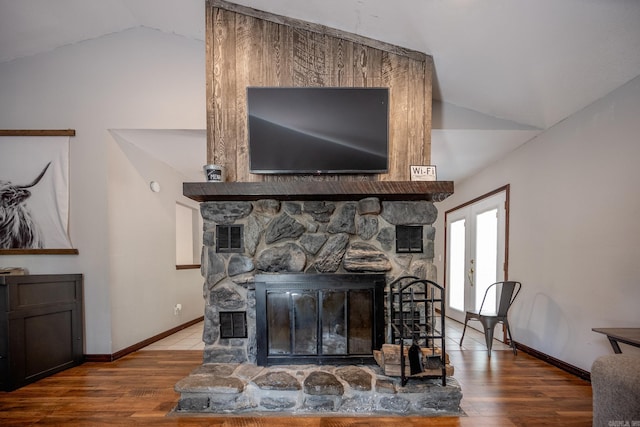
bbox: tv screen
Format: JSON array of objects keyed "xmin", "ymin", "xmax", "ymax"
[{"xmin": 247, "ymin": 87, "xmax": 389, "ymax": 174}]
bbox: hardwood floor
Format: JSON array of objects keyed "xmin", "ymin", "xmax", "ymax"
[{"xmin": 0, "ymin": 324, "xmax": 593, "ymax": 426}]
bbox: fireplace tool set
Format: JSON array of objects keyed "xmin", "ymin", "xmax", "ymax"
[{"xmin": 388, "ymin": 275, "xmax": 447, "ymax": 386}]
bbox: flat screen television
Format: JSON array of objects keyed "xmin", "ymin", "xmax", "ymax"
[{"xmin": 247, "ymin": 87, "xmax": 389, "ymax": 174}]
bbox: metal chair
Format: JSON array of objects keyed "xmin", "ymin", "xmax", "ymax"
[{"xmin": 459, "ymin": 281, "xmax": 522, "ymax": 357}]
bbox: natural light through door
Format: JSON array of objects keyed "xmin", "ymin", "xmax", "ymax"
[
  {"xmin": 475, "ymin": 208, "xmax": 498, "ymax": 313},
  {"xmin": 445, "ymin": 188, "xmax": 508, "ymax": 324},
  {"xmin": 449, "ymin": 219, "xmax": 466, "ymax": 312}
]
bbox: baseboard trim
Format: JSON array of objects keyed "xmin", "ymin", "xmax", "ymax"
[
  {"xmin": 515, "ymin": 341, "xmax": 591, "ymax": 382},
  {"xmin": 84, "ymin": 317, "xmax": 592, "ymax": 382},
  {"xmin": 84, "ymin": 316, "xmax": 204, "ymax": 362}
]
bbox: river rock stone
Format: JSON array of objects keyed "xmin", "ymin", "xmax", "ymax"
[
  {"xmin": 191, "ymin": 363, "xmax": 237, "ymax": 377},
  {"xmin": 245, "ymin": 335, "xmax": 257, "ymax": 365},
  {"xmin": 203, "ymin": 346, "xmax": 246, "ymax": 363},
  {"xmin": 411, "ymin": 259, "xmax": 437, "ymax": 280},
  {"xmin": 418, "ymin": 391, "xmax": 463, "ymax": 411},
  {"xmin": 256, "ymin": 243, "xmax": 306, "ymax": 272},
  {"xmin": 233, "ymin": 363, "xmax": 264, "ymax": 380},
  {"xmin": 303, "ymin": 219, "xmax": 319, "ymax": 233},
  {"xmin": 206, "ymin": 251, "xmax": 226, "ymax": 289},
  {"xmin": 304, "ymin": 395, "xmax": 338, "ymax": 410},
  {"xmin": 424, "ymin": 240, "xmax": 435, "ymax": 259},
  {"xmin": 228, "ymin": 254, "xmax": 254, "ymax": 277},
  {"xmin": 340, "ymin": 395, "xmax": 375, "ymax": 413},
  {"xmin": 375, "ymin": 377, "xmax": 396, "ymax": 394},
  {"xmin": 303, "ymin": 371, "xmax": 344, "ymax": 396},
  {"xmin": 335, "ymin": 366, "xmax": 372, "ymax": 391},
  {"xmin": 380, "ymin": 201, "xmax": 438, "ymax": 225},
  {"xmin": 203, "ymin": 230, "xmax": 215, "ymax": 247},
  {"xmin": 380, "ymin": 396, "xmax": 410, "ymax": 412},
  {"xmin": 396, "ymin": 254, "xmax": 413, "ymax": 269},
  {"xmin": 175, "ymin": 374, "xmax": 245, "ymax": 394},
  {"xmin": 210, "ymin": 285, "xmax": 244, "ymax": 310},
  {"xmin": 358, "ymin": 197, "xmax": 381, "ymax": 215},
  {"xmin": 177, "ymin": 396, "xmax": 210, "ymax": 411},
  {"xmin": 265, "ymin": 213, "xmax": 306, "ymax": 244},
  {"xmin": 357, "ymin": 215, "xmax": 378, "ymax": 240},
  {"xmin": 203, "ymin": 306, "xmax": 219, "ymax": 344},
  {"xmin": 244, "ymin": 215, "xmax": 263, "ymax": 256},
  {"xmin": 283, "ymin": 202, "xmax": 302, "ymax": 215},
  {"xmin": 425, "ymin": 225, "xmax": 436, "ymax": 240},
  {"xmin": 254, "ymin": 199, "xmax": 280, "ymax": 215},
  {"xmin": 261, "ymin": 397, "xmax": 297, "ymax": 410},
  {"xmin": 327, "ymin": 203, "xmax": 356, "ymax": 234},
  {"xmin": 376, "ymin": 226, "xmax": 395, "ymax": 251},
  {"xmin": 343, "ymin": 242, "xmax": 391, "ymax": 272},
  {"xmin": 201, "ymin": 201, "xmax": 252, "ymax": 224},
  {"xmin": 253, "ymin": 371, "xmax": 301, "ymax": 390},
  {"xmin": 300, "ymin": 233, "xmax": 328, "ymax": 255},
  {"xmin": 313, "ymin": 233, "xmax": 349, "ymax": 273},
  {"xmin": 303, "ymin": 201, "xmax": 336, "ymax": 222}
]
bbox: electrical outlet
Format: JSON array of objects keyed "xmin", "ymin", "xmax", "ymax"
[{"xmin": 174, "ymin": 304, "xmax": 182, "ymax": 315}]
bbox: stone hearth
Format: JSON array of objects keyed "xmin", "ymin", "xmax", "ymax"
[{"xmin": 174, "ymin": 363, "xmax": 462, "ymax": 416}]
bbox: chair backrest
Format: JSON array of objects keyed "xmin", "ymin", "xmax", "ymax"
[{"xmin": 479, "ymin": 281, "xmax": 522, "ymax": 317}]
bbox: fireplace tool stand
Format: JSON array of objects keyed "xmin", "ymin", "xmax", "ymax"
[{"xmin": 388, "ymin": 276, "xmax": 447, "ymax": 386}]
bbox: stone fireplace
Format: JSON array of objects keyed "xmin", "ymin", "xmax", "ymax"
[
  {"xmin": 175, "ymin": 181, "xmax": 462, "ymax": 415},
  {"xmin": 199, "ymin": 196, "xmax": 439, "ymax": 365}
]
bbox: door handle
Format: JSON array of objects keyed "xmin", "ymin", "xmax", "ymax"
[{"xmin": 468, "ymin": 259, "xmax": 475, "ymax": 287}]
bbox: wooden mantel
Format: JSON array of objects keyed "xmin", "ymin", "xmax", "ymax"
[{"xmin": 183, "ymin": 181, "xmax": 453, "ymax": 202}]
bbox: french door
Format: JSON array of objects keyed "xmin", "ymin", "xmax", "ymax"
[{"xmin": 445, "ymin": 187, "xmax": 509, "ymax": 325}]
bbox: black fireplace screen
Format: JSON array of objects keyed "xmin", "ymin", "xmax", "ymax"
[{"xmin": 255, "ymin": 273, "xmax": 385, "ymax": 366}]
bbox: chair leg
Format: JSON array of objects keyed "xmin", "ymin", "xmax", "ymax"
[
  {"xmin": 479, "ymin": 317, "xmax": 501, "ymax": 358},
  {"xmin": 459, "ymin": 317, "xmax": 469, "ymax": 346},
  {"xmin": 505, "ymin": 320, "xmax": 517, "ymax": 355},
  {"xmin": 482, "ymin": 320, "xmax": 495, "ymax": 357}
]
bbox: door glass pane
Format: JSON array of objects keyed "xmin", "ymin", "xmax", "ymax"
[
  {"xmin": 449, "ymin": 219, "xmax": 466, "ymax": 311},
  {"xmin": 475, "ymin": 208, "xmax": 498, "ymax": 313},
  {"xmin": 292, "ymin": 292, "xmax": 317, "ymax": 355},
  {"xmin": 348, "ymin": 290, "xmax": 372, "ymax": 354},
  {"xmin": 267, "ymin": 292, "xmax": 291, "ymax": 355},
  {"xmin": 321, "ymin": 291, "xmax": 347, "ymax": 355}
]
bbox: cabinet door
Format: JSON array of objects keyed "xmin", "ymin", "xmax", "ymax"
[{"xmin": 2, "ymin": 274, "xmax": 83, "ymax": 391}]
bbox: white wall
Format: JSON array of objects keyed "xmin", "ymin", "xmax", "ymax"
[
  {"xmin": 108, "ymin": 133, "xmax": 204, "ymax": 351},
  {"xmin": 0, "ymin": 27, "xmax": 206, "ymax": 354},
  {"xmin": 434, "ymin": 74, "xmax": 640, "ymax": 371}
]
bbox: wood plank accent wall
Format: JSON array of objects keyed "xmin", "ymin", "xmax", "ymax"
[{"xmin": 207, "ymin": 0, "xmax": 433, "ymax": 182}]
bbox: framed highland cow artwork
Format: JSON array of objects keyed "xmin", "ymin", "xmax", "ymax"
[{"xmin": 0, "ymin": 131, "xmax": 78, "ymax": 255}]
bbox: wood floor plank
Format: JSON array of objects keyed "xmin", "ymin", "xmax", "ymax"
[{"xmin": 0, "ymin": 347, "xmax": 593, "ymax": 426}]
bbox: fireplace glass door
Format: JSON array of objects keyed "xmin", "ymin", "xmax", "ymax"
[{"xmin": 256, "ymin": 274, "xmax": 385, "ymax": 366}]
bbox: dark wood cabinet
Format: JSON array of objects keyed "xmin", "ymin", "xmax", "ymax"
[{"xmin": 0, "ymin": 274, "xmax": 83, "ymax": 391}]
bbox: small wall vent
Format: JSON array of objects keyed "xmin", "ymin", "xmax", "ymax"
[
  {"xmin": 216, "ymin": 224, "xmax": 244, "ymax": 253},
  {"xmin": 395, "ymin": 225, "xmax": 423, "ymax": 253},
  {"xmin": 219, "ymin": 311, "xmax": 247, "ymax": 339}
]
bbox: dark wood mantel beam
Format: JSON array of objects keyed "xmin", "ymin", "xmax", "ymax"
[{"xmin": 183, "ymin": 180, "xmax": 453, "ymax": 202}]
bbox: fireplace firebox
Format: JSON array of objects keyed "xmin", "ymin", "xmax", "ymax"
[{"xmin": 255, "ymin": 273, "xmax": 385, "ymax": 366}]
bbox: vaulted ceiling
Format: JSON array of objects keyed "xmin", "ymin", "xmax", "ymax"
[{"xmin": 1, "ymin": 0, "xmax": 639, "ymax": 181}]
